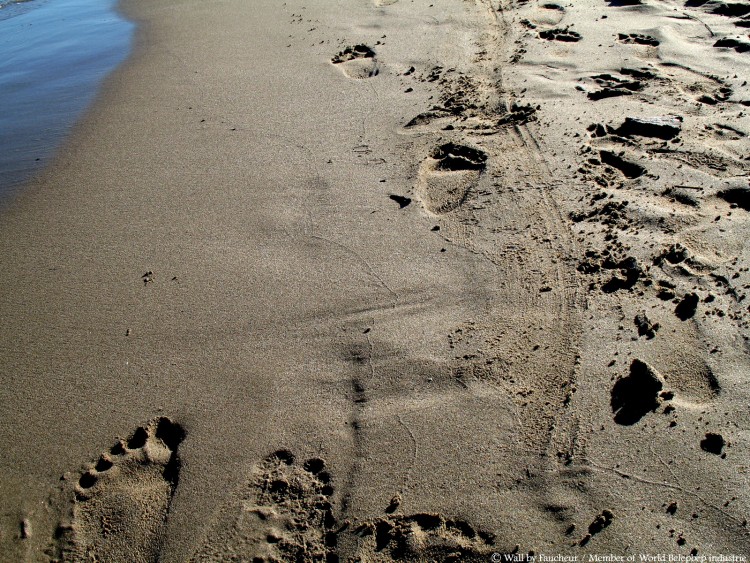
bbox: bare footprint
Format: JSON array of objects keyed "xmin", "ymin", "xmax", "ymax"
[
  {"xmin": 55, "ymin": 417, "xmax": 185, "ymax": 562},
  {"xmin": 532, "ymin": 3, "xmax": 565, "ymax": 26},
  {"xmin": 617, "ymin": 32, "xmax": 660, "ymax": 46},
  {"xmin": 416, "ymin": 142, "xmax": 487, "ymax": 214},
  {"xmin": 191, "ymin": 450, "xmax": 336, "ymax": 562},
  {"xmin": 331, "ymin": 45, "xmax": 379, "ymax": 79},
  {"xmin": 539, "ymin": 27, "xmax": 581, "ymax": 42},
  {"xmin": 352, "ymin": 513, "xmax": 496, "ymax": 561}
]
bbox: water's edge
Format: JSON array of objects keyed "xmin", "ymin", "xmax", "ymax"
[{"xmin": 0, "ymin": 0, "xmax": 134, "ymax": 197}]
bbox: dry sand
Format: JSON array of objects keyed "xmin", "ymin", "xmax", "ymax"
[{"xmin": 0, "ymin": 0, "xmax": 749, "ymax": 560}]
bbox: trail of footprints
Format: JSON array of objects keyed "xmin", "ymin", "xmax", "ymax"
[
  {"xmin": 50, "ymin": 424, "xmax": 498, "ymax": 562},
  {"xmin": 191, "ymin": 449, "xmax": 497, "ymax": 561}
]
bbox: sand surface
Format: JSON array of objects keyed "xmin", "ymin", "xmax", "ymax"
[{"xmin": 0, "ymin": 0, "xmax": 749, "ymax": 560}]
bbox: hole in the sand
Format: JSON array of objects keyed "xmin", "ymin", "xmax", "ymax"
[
  {"xmin": 163, "ymin": 455, "xmax": 182, "ymax": 487},
  {"xmin": 127, "ymin": 427, "xmax": 148, "ymax": 449},
  {"xmin": 269, "ymin": 479, "xmax": 289, "ymax": 494},
  {"xmin": 431, "ymin": 142, "xmax": 487, "ymax": 172},
  {"xmin": 95, "ymin": 456, "xmax": 113, "ymax": 472},
  {"xmin": 617, "ymin": 33, "xmax": 660, "ymax": 46},
  {"xmin": 317, "ymin": 470, "xmax": 332, "ymax": 484},
  {"xmin": 611, "ymin": 359, "xmax": 663, "ymax": 425},
  {"xmin": 599, "ymin": 151, "xmax": 645, "ymax": 179},
  {"xmin": 79, "ymin": 471, "xmax": 98, "ymax": 489},
  {"xmin": 409, "ymin": 513, "xmax": 442, "ymax": 530},
  {"xmin": 539, "ymin": 28, "xmax": 582, "ymax": 42},
  {"xmin": 304, "ymin": 457, "xmax": 326, "ymax": 474},
  {"xmin": 375, "ymin": 520, "xmax": 394, "ymax": 551},
  {"xmin": 331, "ymin": 44, "xmax": 375, "ymax": 64},
  {"xmin": 714, "ymin": 38, "xmax": 750, "ymax": 53},
  {"xmin": 271, "ymin": 449, "xmax": 295, "ymax": 465},
  {"xmin": 110, "ymin": 441, "xmax": 126, "ymax": 455},
  {"xmin": 323, "ymin": 507, "xmax": 337, "ymax": 529},
  {"xmin": 718, "ymin": 187, "xmax": 750, "ymax": 211},
  {"xmin": 712, "ymin": 3, "xmax": 750, "ymax": 17},
  {"xmin": 446, "ymin": 519, "xmax": 477, "ymax": 538},
  {"xmin": 155, "ymin": 417, "xmax": 186, "ymax": 451},
  {"xmin": 322, "ymin": 484, "xmax": 334, "ymax": 496}
]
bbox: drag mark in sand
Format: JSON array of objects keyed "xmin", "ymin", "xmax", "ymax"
[
  {"xmin": 53, "ymin": 417, "xmax": 185, "ymax": 562},
  {"xmin": 309, "ymin": 234, "xmax": 399, "ymax": 307},
  {"xmin": 585, "ymin": 459, "xmax": 749, "ymax": 530}
]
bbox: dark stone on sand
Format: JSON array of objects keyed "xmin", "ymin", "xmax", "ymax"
[
  {"xmin": 588, "ymin": 510, "xmax": 615, "ymax": 535},
  {"xmin": 675, "ymin": 292, "xmax": 699, "ymax": 320},
  {"xmin": 389, "ymin": 194, "xmax": 412, "ymax": 208},
  {"xmin": 634, "ymin": 312, "xmax": 659, "ymax": 338},
  {"xmin": 700, "ymin": 432, "xmax": 725, "ymax": 455},
  {"xmin": 611, "ymin": 359, "xmax": 664, "ymax": 425}
]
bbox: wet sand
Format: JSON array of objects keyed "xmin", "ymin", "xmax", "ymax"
[{"xmin": 0, "ymin": 0, "xmax": 748, "ymax": 560}]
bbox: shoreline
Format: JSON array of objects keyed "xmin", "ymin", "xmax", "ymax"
[
  {"xmin": 0, "ymin": 0, "xmax": 133, "ymax": 199},
  {"xmin": 0, "ymin": 0, "xmax": 748, "ymax": 560}
]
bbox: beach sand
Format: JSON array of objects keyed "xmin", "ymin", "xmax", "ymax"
[{"xmin": 0, "ymin": 0, "xmax": 748, "ymax": 560}]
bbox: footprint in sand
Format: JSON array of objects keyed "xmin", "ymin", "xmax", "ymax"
[
  {"xmin": 374, "ymin": 0, "xmax": 399, "ymax": 5},
  {"xmin": 539, "ymin": 27, "xmax": 581, "ymax": 42},
  {"xmin": 416, "ymin": 142, "xmax": 488, "ymax": 214},
  {"xmin": 55, "ymin": 417, "xmax": 185, "ymax": 562},
  {"xmin": 531, "ymin": 3, "xmax": 565, "ymax": 26},
  {"xmin": 191, "ymin": 450, "xmax": 336, "ymax": 562},
  {"xmin": 331, "ymin": 45, "xmax": 379, "ymax": 79},
  {"xmin": 191, "ymin": 450, "xmax": 502, "ymax": 561},
  {"xmin": 617, "ymin": 32, "xmax": 660, "ymax": 47},
  {"xmin": 351, "ymin": 512, "xmax": 497, "ymax": 561}
]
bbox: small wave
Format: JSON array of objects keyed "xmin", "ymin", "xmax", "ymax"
[{"xmin": 0, "ymin": 0, "xmax": 46, "ymax": 22}]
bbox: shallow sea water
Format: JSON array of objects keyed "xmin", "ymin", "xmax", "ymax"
[{"xmin": 0, "ymin": 0, "xmax": 134, "ymax": 196}]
